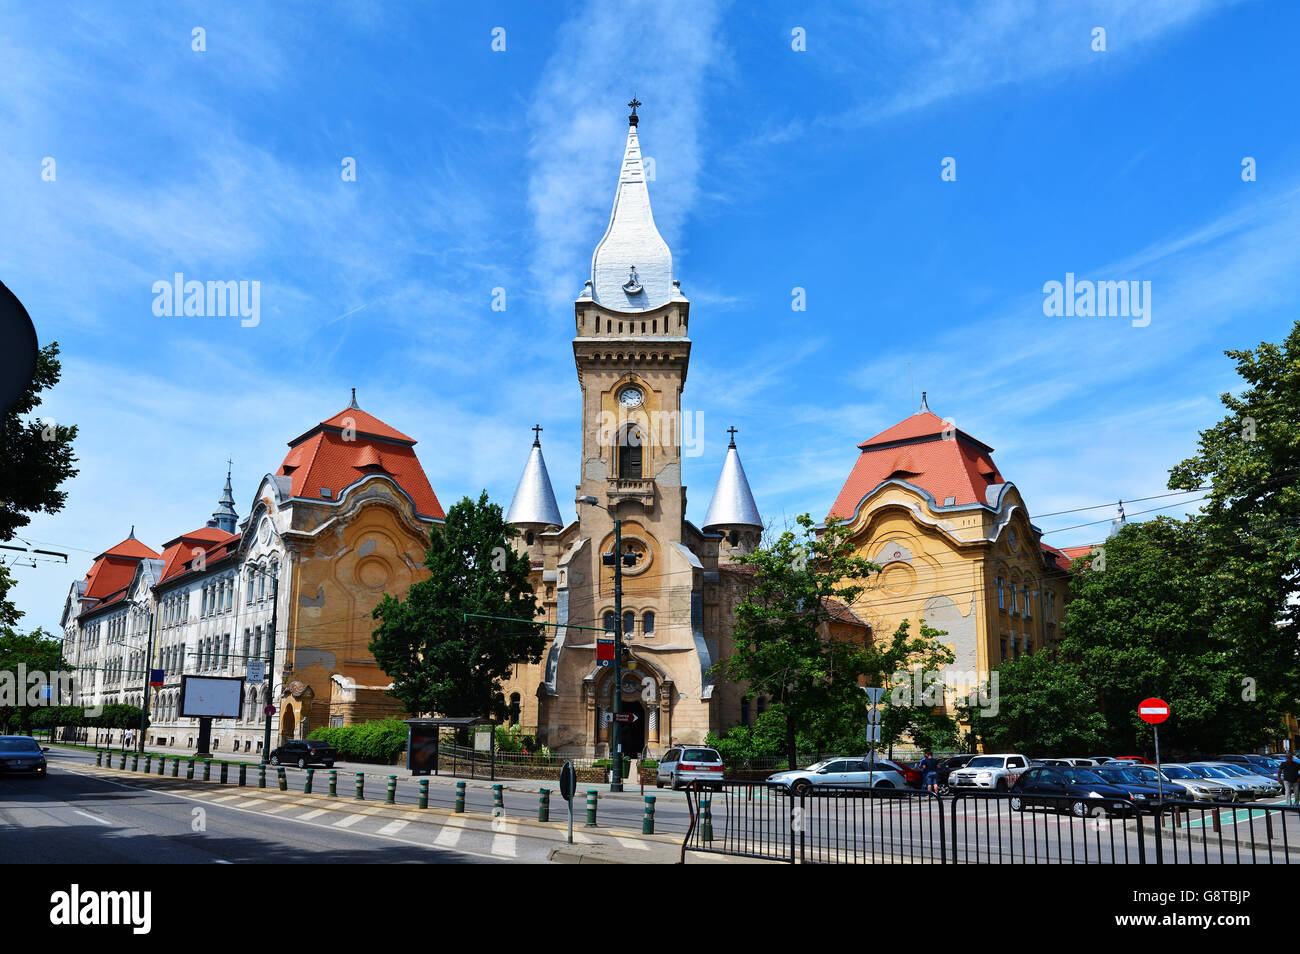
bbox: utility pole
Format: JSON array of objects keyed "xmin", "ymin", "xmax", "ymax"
[
  {"xmin": 137, "ymin": 608, "xmax": 156, "ymax": 753},
  {"xmin": 261, "ymin": 570, "xmax": 279, "ymax": 762}
]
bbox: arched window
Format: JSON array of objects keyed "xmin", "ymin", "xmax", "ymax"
[
  {"xmin": 618, "ymin": 427, "xmax": 643, "ymax": 478},
  {"xmin": 643, "ymin": 611, "xmax": 655, "ymax": 639},
  {"xmin": 757, "ymin": 697, "xmax": 767, "ymax": 717},
  {"xmin": 603, "ymin": 612, "xmax": 616, "ymax": 634},
  {"xmin": 623, "ymin": 611, "xmax": 635, "ymax": 637},
  {"xmin": 509, "ymin": 693, "xmax": 521, "ymax": 725}
]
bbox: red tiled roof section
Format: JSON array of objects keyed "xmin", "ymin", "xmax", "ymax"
[
  {"xmin": 829, "ymin": 411, "xmax": 1004, "ymax": 519},
  {"xmin": 159, "ymin": 528, "xmax": 239, "ymax": 582},
  {"xmin": 82, "ymin": 534, "xmax": 160, "ymax": 603},
  {"xmin": 1040, "ymin": 543, "xmax": 1070, "ymax": 573},
  {"xmin": 96, "ymin": 536, "xmax": 159, "ymax": 561},
  {"xmin": 277, "ymin": 406, "xmax": 444, "ymax": 519},
  {"xmin": 1058, "ymin": 545, "xmax": 1099, "ymax": 561}
]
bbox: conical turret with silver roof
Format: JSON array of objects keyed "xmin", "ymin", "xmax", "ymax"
[
  {"xmin": 206, "ymin": 462, "xmax": 238, "ymax": 534},
  {"xmin": 506, "ymin": 426, "xmax": 563, "ymax": 534},
  {"xmin": 703, "ymin": 428, "xmax": 763, "ymax": 559}
]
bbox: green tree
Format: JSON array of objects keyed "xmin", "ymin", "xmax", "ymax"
[
  {"xmin": 369, "ymin": 492, "xmax": 545, "ymax": 725},
  {"xmin": 0, "ymin": 342, "xmax": 79, "ymax": 626},
  {"xmin": 965, "ymin": 649, "xmax": 1108, "ymax": 755},
  {"xmin": 0, "ymin": 626, "xmax": 62, "ymax": 734},
  {"xmin": 877, "ymin": 618, "xmax": 959, "ymax": 755},
  {"xmin": 713, "ymin": 515, "xmax": 880, "ymax": 769}
]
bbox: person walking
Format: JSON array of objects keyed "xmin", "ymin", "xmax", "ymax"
[
  {"xmin": 918, "ymin": 749, "xmax": 940, "ymax": 795},
  {"xmin": 1278, "ymin": 750, "xmax": 1300, "ymax": 805}
]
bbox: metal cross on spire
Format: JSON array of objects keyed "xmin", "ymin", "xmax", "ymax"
[
  {"xmin": 532, "ymin": 424, "xmax": 543, "ymax": 445},
  {"xmin": 726, "ymin": 426, "xmax": 738, "ymax": 447},
  {"xmin": 628, "ymin": 95, "xmax": 641, "ymax": 126}
]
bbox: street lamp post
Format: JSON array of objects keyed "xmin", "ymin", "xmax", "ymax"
[{"xmin": 577, "ymin": 494, "xmax": 640, "ymax": 792}]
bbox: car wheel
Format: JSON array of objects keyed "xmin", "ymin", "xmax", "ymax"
[
  {"xmin": 297, "ymin": 758, "xmax": 306, "ymax": 769},
  {"xmin": 995, "ymin": 779, "xmax": 1008, "ymax": 792},
  {"xmin": 792, "ymin": 779, "xmax": 812, "ymax": 798},
  {"xmin": 1070, "ymin": 800, "xmax": 1103, "ymax": 818},
  {"xmin": 324, "ymin": 762, "xmax": 334, "ymax": 769},
  {"xmin": 655, "ymin": 778, "xmax": 663, "ymax": 789},
  {"xmin": 874, "ymin": 780, "xmax": 894, "ymax": 789},
  {"xmin": 670, "ymin": 773, "xmax": 680, "ymax": 791},
  {"xmin": 938, "ymin": 783, "xmax": 951, "ymax": 796},
  {"xmin": 270, "ymin": 755, "xmax": 280, "ymax": 766}
]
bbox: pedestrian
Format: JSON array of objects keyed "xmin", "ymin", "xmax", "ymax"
[
  {"xmin": 918, "ymin": 748, "xmax": 940, "ymax": 794},
  {"xmin": 1278, "ymin": 751, "xmax": 1300, "ymax": 806}
]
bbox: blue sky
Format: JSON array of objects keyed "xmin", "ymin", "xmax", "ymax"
[{"xmin": 3, "ymin": 0, "xmax": 1298, "ymax": 634}]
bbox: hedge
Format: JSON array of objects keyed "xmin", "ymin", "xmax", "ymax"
[{"xmin": 308, "ymin": 718, "xmax": 407, "ymax": 764}]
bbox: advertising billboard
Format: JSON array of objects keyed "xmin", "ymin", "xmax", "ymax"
[{"xmin": 179, "ymin": 674, "xmax": 245, "ymax": 719}]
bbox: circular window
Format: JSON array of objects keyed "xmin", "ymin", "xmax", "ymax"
[{"xmin": 612, "ymin": 535, "xmax": 653, "ymax": 575}]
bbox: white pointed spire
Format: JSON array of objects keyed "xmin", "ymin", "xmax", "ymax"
[
  {"xmin": 703, "ymin": 428, "xmax": 762, "ymax": 531},
  {"xmin": 506, "ymin": 427, "xmax": 563, "ymax": 530},
  {"xmin": 588, "ymin": 99, "xmax": 675, "ymax": 312},
  {"xmin": 1108, "ymin": 499, "xmax": 1126, "ymax": 538}
]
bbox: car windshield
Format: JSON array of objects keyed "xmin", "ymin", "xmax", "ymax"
[
  {"xmin": 1192, "ymin": 765, "xmax": 1230, "ymax": 779},
  {"xmin": 682, "ymin": 749, "xmax": 719, "ymax": 763},
  {"xmin": 1064, "ymin": 768, "xmax": 1107, "ymax": 784},
  {"xmin": 0, "ymin": 738, "xmax": 40, "ymax": 752},
  {"xmin": 1099, "ymin": 767, "xmax": 1139, "ymax": 783},
  {"xmin": 1215, "ymin": 764, "xmax": 1251, "ymax": 777},
  {"xmin": 968, "ymin": 757, "xmax": 1004, "ymax": 768},
  {"xmin": 1159, "ymin": 766, "xmax": 1194, "ymax": 779}
]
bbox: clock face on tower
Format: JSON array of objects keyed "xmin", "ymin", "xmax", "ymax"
[{"xmin": 617, "ymin": 385, "xmax": 644, "ymax": 409}]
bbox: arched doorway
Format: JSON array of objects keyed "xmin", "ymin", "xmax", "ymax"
[
  {"xmin": 280, "ymin": 704, "xmax": 295, "ymax": 744},
  {"xmin": 621, "ymin": 701, "xmax": 646, "ymax": 757}
]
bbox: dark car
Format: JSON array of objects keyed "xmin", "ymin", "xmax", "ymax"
[
  {"xmin": 269, "ymin": 739, "xmax": 337, "ymax": 768},
  {"xmin": 936, "ymin": 754, "xmax": 978, "ymax": 795},
  {"xmin": 1219, "ymin": 754, "xmax": 1278, "ymax": 773},
  {"xmin": 0, "ymin": 736, "xmax": 49, "ymax": 779},
  {"xmin": 1009, "ymin": 766, "xmax": 1135, "ymax": 817},
  {"xmin": 1091, "ymin": 765, "xmax": 1170, "ymax": 809}
]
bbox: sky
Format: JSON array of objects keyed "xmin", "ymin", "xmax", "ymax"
[{"xmin": 2, "ymin": 0, "xmax": 1298, "ymax": 635}]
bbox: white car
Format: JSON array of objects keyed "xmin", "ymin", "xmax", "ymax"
[
  {"xmin": 1041, "ymin": 757, "xmax": 1099, "ymax": 767},
  {"xmin": 948, "ymin": 754, "xmax": 1030, "ymax": 791},
  {"xmin": 767, "ymin": 756, "xmax": 908, "ymax": 796}
]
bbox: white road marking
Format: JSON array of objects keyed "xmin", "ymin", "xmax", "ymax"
[
  {"xmin": 433, "ymin": 817, "xmax": 466, "ymax": 847},
  {"xmin": 297, "ymin": 809, "xmax": 329, "ymax": 821},
  {"xmin": 377, "ymin": 819, "xmax": 409, "ymax": 836},
  {"xmin": 73, "ymin": 810, "xmax": 112, "ymax": 826},
  {"xmin": 616, "ymin": 836, "xmax": 649, "ymax": 851},
  {"xmin": 334, "ymin": 814, "xmax": 366, "ymax": 828},
  {"xmin": 235, "ymin": 799, "xmax": 268, "ymax": 809}
]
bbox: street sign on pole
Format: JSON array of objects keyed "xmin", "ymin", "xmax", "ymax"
[
  {"xmin": 866, "ymin": 707, "xmax": 882, "ymax": 725},
  {"xmin": 559, "ymin": 761, "xmax": 576, "ymax": 844},
  {"xmin": 866, "ymin": 724, "xmax": 881, "ymax": 744},
  {"xmin": 264, "ymin": 704, "xmax": 276, "ymax": 717},
  {"xmin": 1139, "ymin": 698, "xmax": 1169, "ymax": 724},
  {"xmin": 863, "ymin": 686, "xmax": 885, "ymax": 705},
  {"xmin": 596, "ymin": 639, "xmax": 615, "ymax": 668},
  {"xmin": 611, "ymin": 712, "xmax": 639, "ymax": 724},
  {"xmin": 247, "ymin": 659, "xmax": 265, "ymax": 684}
]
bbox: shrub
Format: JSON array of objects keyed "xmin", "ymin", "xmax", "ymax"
[{"xmin": 308, "ymin": 718, "xmax": 408, "ymax": 763}]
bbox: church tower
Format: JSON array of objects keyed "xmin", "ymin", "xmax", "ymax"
[
  {"xmin": 702, "ymin": 428, "xmax": 763, "ymax": 562},
  {"xmin": 206, "ymin": 464, "xmax": 238, "ymax": 534}
]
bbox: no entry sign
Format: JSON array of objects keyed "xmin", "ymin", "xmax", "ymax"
[{"xmin": 1139, "ymin": 698, "xmax": 1169, "ymax": 724}]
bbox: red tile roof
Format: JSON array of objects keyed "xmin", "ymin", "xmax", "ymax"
[
  {"xmin": 829, "ymin": 410, "xmax": 1005, "ymax": 519},
  {"xmin": 1058, "ymin": 544, "xmax": 1099, "ymax": 561},
  {"xmin": 78, "ymin": 533, "xmax": 161, "ymax": 618},
  {"xmin": 93, "ymin": 535, "xmax": 159, "ymax": 562},
  {"xmin": 158, "ymin": 527, "xmax": 240, "ymax": 582},
  {"xmin": 1040, "ymin": 543, "xmax": 1070, "ymax": 573},
  {"xmin": 277, "ymin": 405, "xmax": 444, "ymax": 519}
]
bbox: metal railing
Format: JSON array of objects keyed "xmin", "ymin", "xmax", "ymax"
[{"xmin": 683, "ymin": 784, "xmax": 1300, "ymax": 864}]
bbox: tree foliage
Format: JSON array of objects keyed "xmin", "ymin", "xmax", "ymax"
[
  {"xmin": 0, "ymin": 626, "xmax": 63, "ymax": 733},
  {"xmin": 369, "ymin": 492, "xmax": 545, "ymax": 723}
]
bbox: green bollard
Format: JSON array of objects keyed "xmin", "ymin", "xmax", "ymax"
[
  {"xmin": 387, "ymin": 775, "xmax": 397, "ymax": 805},
  {"xmin": 96, "ymin": 749, "xmax": 103, "ymax": 766},
  {"xmin": 493, "ymin": 783, "xmax": 504, "ymax": 813},
  {"xmin": 157, "ymin": 755, "xmax": 165, "ymax": 776},
  {"xmin": 305, "ymin": 768, "xmax": 314, "ymax": 794},
  {"xmin": 539, "ymin": 788, "xmax": 551, "ymax": 822},
  {"xmin": 186, "ymin": 758, "xmax": 195, "ymax": 780},
  {"xmin": 586, "ymin": 788, "xmax": 598, "ymax": 827},
  {"xmin": 258, "ymin": 764, "xmax": 266, "ymax": 789},
  {"xmin": 277, "ymin": 767, "xmax": 287, "ymax": 791},
  {"xmin": 171, "ymin": 756, "xmax": 179, "ymax": 778},
  {"xmin": 144, "ymin": 755, "xmax": 152, "ymax": 773},
  {"xmin": 131, "ymin": 753, "xmax": 139, "ymax": 771},
  {"xmin": 119, "ymin": 752, "xmax": 127, "ymax": 770},
  {"xmin": 643, "ymin": 794, "xmax": 656, "ymax": 835},
  {"xmin": 455, "ymin": 780, "xmax": 466, "ymax": 813},
  {"xmin": 354, "ymin": 772, "xmax": 365, "ymax": 800},
  {"xmin": 238, "ymin": 763, "xmax": 247, "ymax": 787},
  {"xmin": 202, "ymin": 760, "xmax": 211, "ymax": 781},
  {"xmin": 219, "ymin": 762, "xmax": 228, "ymax": 785},
  {"xmin": 419, "ymin": 778, "xmax": 429, "ymax": 809},
  {"xmin": 701, "ymin": 791, "xmax": 714, "ymax": 843},
  {"xmin": 329, "ymin": 769, "xmax": 337, "ymax": 797}
]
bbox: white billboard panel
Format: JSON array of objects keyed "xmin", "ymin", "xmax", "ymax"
[{"xmin": 180, "ymin": 675, "xmax": 244, "ymax": 719}]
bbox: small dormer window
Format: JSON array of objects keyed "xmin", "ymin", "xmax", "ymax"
[{"xmin": 320, "ymin": 487, "xmax": 332, "ymax": 499}]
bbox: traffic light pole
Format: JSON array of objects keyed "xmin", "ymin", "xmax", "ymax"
[{"xmin": 261, "ymin": 572, "xmax": 279, "ymax": 763}]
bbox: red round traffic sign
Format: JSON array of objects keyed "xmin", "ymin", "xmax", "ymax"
[
  {"xmin": 1139, "ymin": 698, "xmax": 1169, "ymax": 724},
  {"xmin": 264, "ymin": 705, "xmax": 277, "ymax": 716}
]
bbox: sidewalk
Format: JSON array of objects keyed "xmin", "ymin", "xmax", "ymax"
[{"xmin": 48, "ymin": 740, "xmax": 683, "ymax": 803}]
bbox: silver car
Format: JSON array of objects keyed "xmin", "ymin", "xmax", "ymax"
[
  {"xmin": 1130, "ymin": 764, "xmax": 1235, "ymax": 802},
  {"xmin": 1182, "ymin": 763, "xmax": 1258, "ymax": 801},
  {"xmin": 767, "ymin": 756, "xmax": 908, "ymax": 796},
  {"xmin": 1200, "ymin": 762, "xmax": 1281, "ymax": 798},
  {"xmin": 656, "ymin": 746, "xmax": 725, "ymax": 791}
]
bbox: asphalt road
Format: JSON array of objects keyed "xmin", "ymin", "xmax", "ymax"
[{"xmin": 0, "ymin": 752, "xmax": 585, "ymax": 863}]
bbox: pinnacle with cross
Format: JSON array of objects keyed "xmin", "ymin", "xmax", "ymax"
[
  {"xmin": 532, "ymin": 424, "xmax": 543, "ymax": 446},
  {"xmin": 727, "ymin": 426, "xmax": 738, "ymax": 447},
  {"xmin": 628, "ymin": 95, "xmax": 641, "ymax": 126}
]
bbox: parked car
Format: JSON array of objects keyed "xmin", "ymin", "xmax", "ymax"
[
  {"xmin": 268, "ymin": 739, "xmax": 338, "ymax": 768},
  {"xmin": 1181, "ymin": 763, "xmax": 1258, "ymax": 801},
  {"xmin": 948, "ymin": 754, "xmax": 1030, "ymax": 791},
  {"xmin": 1200, "ymin": 762, "xmax": 1281, "ymax": 798},
  {"xmin": 0, "ymin": 736, "xmax": 49, "ymax": 779},
  {"xmin": 1009, "ymin": 766, "xmax": 1137, "ymax": 817},
  {"xmin": 1041, "ymin": 757, "xmax": 1099, "ymax": 767},
  {"xmin": 1091, "ymin": 764, "xmax": 1174, "ymax": 807},
  {"xmin": 1110, "ymin": 755, "xmax": 1151, "ymax": 764},
  {"xmin": 1089, "ymin": 756, "xmax": 1118, "ymax": 764},
  {"xmin": 1143, "ymin": 764, "xmax": 1235, "ymax": 802},
  {"xmin": 898, "ymin": 762, "xmax": 924, "ymax": 788},
  {"xmin": 935, "ymin": 754, "xmax": 978, "ymax": 794},
  {"xmin": 766, "ymin": 756, "xmax": 909, "ymax": 796},
  {"xmin": 657, "ymin": 746, "xmax": 725, "ymax": 790}
]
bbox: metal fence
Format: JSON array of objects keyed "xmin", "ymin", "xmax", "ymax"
[{"xmin": 684, "ymin": 783, "xmax": 1300, "ymax": 864}]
